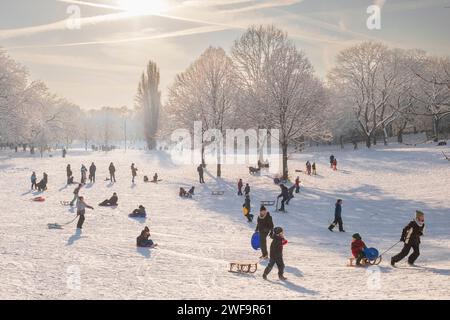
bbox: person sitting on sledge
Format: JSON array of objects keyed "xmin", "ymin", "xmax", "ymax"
[
  {"xmin": 136, "ymin": 226, "xmax": 157, "ymax": 248},
  {"xmin": 129, "ymin": 205, "xmax": 146, "ymax": 218},
  {"xmin": 99, "ymin": 192, "xmax": 118, "ymax": 206},
  {"xmin": 243, "ymin": 194, "xmax": 253, "ymax": 223},
  {"xmin": 263, "ymin": 227, "xmax": 287, "ymax": 281},
  {"xmin": 351, "ymin": 233, "xmax": 367, "ymax": 266},
  {"xmin": 152, "ymin": 173, "xmax": 159, "ymax": 182}
]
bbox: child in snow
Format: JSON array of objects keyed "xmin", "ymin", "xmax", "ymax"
[
  {"xmin": 351, "ymin": 233, "xmax": 367, "ymax": 266},
  {"xmin": 76, "ymin": 196, "xmax": 94, "ymax": 229},
  {"xmin": 237, "ymin": 179, "xmax": 243, "ymax": 196},
  {"xmin": 80, "ymin": 165, "xmax": 87, "ymax": 184},
  {"xmin": 391, "ymin": 211, "xmax": 425, "ymax": 267},
  {"xmin": 99, "ymin": 192, "xmax": 118, "ymax": 206},
  {"xmin": 131, "ymin": 163, "xmax": 138, "ymax": 183},
  {"xmin": 330, "ymin": 155, "xmax": 335, "ymax": 168},
  {"xmin": 312, "ymin": 162, "xmax": 317, "ymax": 175},
  {"xmin": 31, "ymin": 172, "xmax": 37, "ymax": 190},
  {"xmin": 152, "ymin": 173, "xmax": 158, "ymax": 182},
  {"xmin": 136, "ymin": 226, "xmax": 157, "ymax": 248},
  {"xmin": 255, "ymin": 206, "xmax": 274, "ymax": 259},
  {"xmin": 328, "ymin": 199, "xmax": 345, "ymax": 232},
  {"xmin": 277, "ymin": 184, "xmax": 289, "ymax": 212},
  {"xmin": 294, "ymin": 177, "xmax": 300, "ymax": 193},
  {"xmin": 129, "ymin": 205, "xmax": 146, "ymax": 218},
  {"xmin": 244, "ymin": 183, "xmax": 250, "ymax": 196},
  {"xmin": 263, "ymin": 227, "xmax": 288, "ymax": 281},
  {"xmin": 332, "ymin": 158, "xmax": 337, "ymax": 171},
  {"xmin": 242, "ymin": 194, "xmax": 253, "ymax": 222},
  {"xmin": 306, "ymin": 161, "xmax": 311, "ymax": 175}
]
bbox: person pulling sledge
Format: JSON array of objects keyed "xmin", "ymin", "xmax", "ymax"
[
  {"xmin": 242, "ymin": 194, "xmax": 253, "ymax": 222},
  {"xmin": 129, "ymin": 205, "xmax": 147, "ymax": 218},
  {"xmin": 255, "ymin": 206, "xmax": 274, "ymax": 259},
  {"xmin": 328, "ymin": 199, "xmax": 345, "ymax": 232},
  {"xmin": 263, "ymin": 227, "xmax": 288, "ymax": 281},
  {"xmin": 137, "ymin": 226, "xmax": 157, "ymax": 248},
  {"xmin": 31, "ymin": 172, "xmax": 37, "ymax": 190},
  {"xmin": 237, "ymin": 179, "xmax": 243, "ymax": 196},
  {"xmin": 351, "ymin": 233, "xmax": 367, "ymax": 266},
  {"xmin": 99, "ymin": 192, "xmax": 118, "ymax": 207},
  {"xmin": 76, "ymin": 196, "xmax": 94, "ymax": 229},
  {"xmin": 391, "ymin": 211, "xmax": 425, "ymax": 267}
]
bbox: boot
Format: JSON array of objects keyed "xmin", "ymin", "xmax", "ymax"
[
  {"xmin": 279, "ymin": 274, "xmax": 287, "ymax": 281},
  {"xmin": 390, "ymin": 258, "xmax": 396, "ymax": 267},
  {"xmin": 262, "ymin": 274, "xmax": 267, "ymax": 280}
]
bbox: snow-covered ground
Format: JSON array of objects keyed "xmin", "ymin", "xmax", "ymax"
[{"xmin": 1, "ymin": 143, "xmax": 449, "ymax": 300}]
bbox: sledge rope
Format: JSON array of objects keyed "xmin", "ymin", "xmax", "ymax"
[
  {"xmin": 379, "ymin": 241, "xmax": 402, "ymax": 257},
  {"xmin": 48, "ymin": 216, "xmax": 78, "ymax": 229}
]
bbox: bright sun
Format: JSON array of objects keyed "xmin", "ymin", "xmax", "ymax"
[{"xmin": 117, "ymin": 0, "xmax": 168, "ymax": 14}]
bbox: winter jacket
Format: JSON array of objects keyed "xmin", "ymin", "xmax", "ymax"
[
  {"xmin": 77, "ymin": 200, "xmax": 92, "ymax": 215},
  {"xmin": 269, "ymin": 234, "xmax": 284, "ymax": 260},
  {"xmin": 243, "ymin": 197, "xmax": 251, "ymax": 211},
  {"xmin": 197, "ymin": 165, "xmax": 203, "ymax": 174},
  {"xmin": 330, "ymin": 155, "xmax": 335, "ymax": 163},
  {"xmin": 294, "ymin": 178, "xmax": 300, "ymax": 187},
  {"xmin": 89, "ymin": 164, "xmax": 96, "ymax": 175},
  {"xmin": 109, "ymin": 195, "xmax": 118, "ymax": 205},
  {"xmin": 31, "ymin": 174, "xmax": 37, "ymax": 182},
  {"xmin": 278, "ymin": 185, "xmax": 289, "ymax": 200},
  {"xmin": 109, "ymin": 164, "xmax": 116, "ymax": 174},
  {"xmin": 66, "ymin": 167, "xmax": 72, "ymax": 177},
  {"xmin": 255, "ymin": 213, "xmax": 274, "ymax": 234},
  {"xmin": 136, "ymin": 230, "xmax": 151, "ymax": 247},
  {"xmin": 244, "ymin": 185, "xmax": 250, "ymax": 194},
  {"xmin": 351, "ymin": 239, "xmax": 367, "ymax": 258},
  {"xmin": 335, "ymin": 203, "xmax": 342, "ymax": 219},
  {"xmin": 401, "ymin": 220, "xmax": 425, "ymax": 245},
  {"xmin": 73, "ymin": 186, "xmax": 81, "ymax": 195},
  {"xmin": 131, "ymin": 165, "xmax": 138, "ymax": 177},
  {"xmin": 238, "ymin": 181, "xmax": 243, "ymax": 189}
]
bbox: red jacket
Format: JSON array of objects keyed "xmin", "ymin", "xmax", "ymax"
[{"xmin": 351, "ymin": 239, "xmax": 366, "ymax": 257}]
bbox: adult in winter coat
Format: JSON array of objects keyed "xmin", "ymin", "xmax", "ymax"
[
  {"xmin": 242, "ymin": 194, "xmax": 253, "ymax": 222},
  {"xmin": 136, "ymin": 226, "xmax": 156, "ymax": 247},
  {"xmin": 255, "ymin": 206, "xmax": 274, "ymax": 259},
  {"xmin": 80, "ymin": 165, "xmax": 87, "ymax": 185},
  {"xmin": 351, "ymin": 233, "xmax": 367, "ymax": 266},
  {"xmin": 391, "ymin": 211, "xmax": 425, "ymax": 267},
  {"xmin": 328, "ymin": 199, "xmax": 345, "ymax": 232},
  {"xmin": 277, "ymin": 184, "xmax": 289, "ymax": 212},
  {"xmin": 31, "ymin": 172, "xmax": 37, "ymax": 190},
  {"xmin": 197, "ymin": 164, "xmax": 204, "ymax": 184},
  {"xmin": 131, "ymin": 163, "xmax": 138, "ymax": 183},
  {"xmin": 244, "ymin": 183, "xmax": 250, "ymax": 196},
  {"xmin": 89, "ymin": 162, "xmax": 96, "ymax": 183},
  {"xmin": 294, "ymin": 177, "xmax": 300, "ymax": 193},
  {"xmin": 109, "ymin": 162, "xmax": 116, "ymax": 182},
  {"xmin": 99, "ymin": 192, "xmax": 118, "ymax": 207},
  {"xmin": 263, "ymin": 227, "xmax": 287, "ymax": 281},
  {"xmin": 70, "ymin": 184, "xmax": 83, "ymax": 207},
  {"xmin": 66, "ymin": 164, "xmax": 73, "ymax": 184},
  {"xmin": 76, "ymin": 196, "xmax": 94, "ymax": 229},
  {"xmin": 237, "ymin": 179, "xmax": 243, "ymax": 196}
]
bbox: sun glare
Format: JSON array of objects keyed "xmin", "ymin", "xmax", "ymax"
[{"xmin": 117, "ymin": 0, "xmax": 169, "ymax": 15}]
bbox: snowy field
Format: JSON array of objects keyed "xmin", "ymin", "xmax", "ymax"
[{"xmin": 0, "ymin": 143, "xmax": 450, "ymax": 300}]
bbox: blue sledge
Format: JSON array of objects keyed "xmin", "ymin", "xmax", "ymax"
[
  {"xmin": 348, "ymin": 247, "xmax": 382, "ymax": 267},
  {"xmin": 251, "ymin": 232, "xmax": 260, "ymax": 250}
]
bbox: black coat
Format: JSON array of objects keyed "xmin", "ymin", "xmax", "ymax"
[
  {"xmin": 270, "ymin": 234, "xmax": 284, "ymax": 259},
  {"xmin": 278, "ymin": 186, "xmax": 289, "ymax": 200},
  {"xmin": 244, "ymin": 185, "xmax": 250, "ymax": 194},
  {"xmin": 334, "ymin": 203, "xmax": 342, "ymax": 219},
  {"xmin": 136, "ymin": 231, "xmax": 150, "ymax": 247},
  {"xmin": 255, "ymin": 213, "xmax": 274, "ymax": 234},
  {"xmin": 401, "ymin": 220, "xmax": 425, "ymax": 245},
  {"xmin": 89, "ymin": 164, "xmax": 96, "ymax": 175},
  {"xmin": 109, "ymin": 195, "xmax": 118, "ymax": 205},
  {"xmin": 109, "ymin": 164, "xmax": 115, "ymax": 174}
]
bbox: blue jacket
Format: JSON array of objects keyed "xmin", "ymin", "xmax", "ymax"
[{"xmin": 334, "ymin": 203, "xmax": 342, "ymax": 219}]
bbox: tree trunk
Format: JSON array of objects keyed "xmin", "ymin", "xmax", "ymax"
[
  {"xmin": 397, "ymin": 129, "xmax": 404, "ymax": 143},
  {"xmin": 373, "ymin": 135, "xmax": 377, "ymax": 146},
  {"xmin": 366, "ymin": 134, "xmax": 372, "ymax": 148},
  {"xmin": 340, "ymin": 135, "xmax": 344, "ymax": 149},
  {"xmin": 383, "ymin": 127, "xmax": 388, "ymax": 146},
  {"xmin": 433, "ymin": 117, "xmax": 440, "ymax": 142},
  {"xmin": 282, "ymin": 142, "xmax": 288, "ymax": 180}
]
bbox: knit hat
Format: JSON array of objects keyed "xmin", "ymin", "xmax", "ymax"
[
  {"xmin": 416, "ymin": 210, "xmax": 424, "ymax": 219},
  {"xmin": 352, "ymin": 233, "xmax": 361, "ymax": 240},
  {"xmin": 274, "ymin": 227, "xmax": 284, "ymax": 235},
  {"xmin": 260, "ymin": 205, "xmax": 266, "ymax": 212}
]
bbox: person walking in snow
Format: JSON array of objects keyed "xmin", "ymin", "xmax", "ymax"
[
  {"xmin": 242, "ymin": 194, "xmax": 253, "ymax": 223},
  {"xmin": 285, "ymin": 185, "xmax": 295, "ymax": 205},
  {"xmin": 197, "ymin": 164, "xmax": 205, "ymax": 184},
  {"xmin": 76, "ymin": 196, "xmax": 94, "ymax": 229},
  {"xmin": 70, "ymin": 184, "xmax": 83, "ymax": 207},
  {"xmin": 80, "ymin": 165, "xmax": 87, "ymax": 185},
  {"xmin": 131, "ymin": 163, "xmax": 138, "ymax": 184},
  {"xmin": 244, "ymin": 183, "xmax": 250, "ymax": 196},
  {"xmin": 237, "ymin": 179, "xmax": 243, "ymax": 196},
  {"xmin": 255, "ymin": 206, "xmax": 274, "ymax": 259},
  {"xmin": 109, "ymin": 162, "xmax": 116, "ymax": 182},
  {"xmin": 31, "ymin": 172, "xmax": 37, "ymax": 190},
  {"xmin": 328, "ymin": 199, "xmax": 345, "ymax": 232},
  {"xmin": 66, "ymin": 164, "xmax": 73, "ymax": 185},
  {"xmin": 332, "ymin": 158, "xmax": 337, "ymax": 171},
  {"xmin": 391, "ymin": 211, "xmax": 425, "ymax": 267},
  {"xmin": 89, "ymin": 162, "xmax": 96, "ymax": 183},
  {"xmin": 294, "ymin": 176, "xmax": 301, "ymax": 194},
  {"xmin": 330, "ymin": 155, "xmax": 335, "ymax": 168},
  {"xmin": 306, "ymin": 161, "xmax": 312, "ymax": 175},
  {"xmin": 351, "ymin": 233, "xmax": 367, "ymax": 266},
  {"xmin": 263, "ymin": 227, "xmax": 287, "ymax": 281},
  {"xmin": 312, "ymin": 162, "xmax": 317, "ymax": 175},
  {"xmin": 277, "ymin": 184, "xmax": 289, "ymax": 212},
  {"xmin": 62, "ymin": 148, "xmax": 67, "ymax": 158}
]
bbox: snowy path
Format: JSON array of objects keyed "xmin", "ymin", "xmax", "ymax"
[{"xmin": 0, "ymin": 145, "xmax": 449, "ymax": 299}]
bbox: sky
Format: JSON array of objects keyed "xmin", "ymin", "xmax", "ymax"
[{"xmin": 0, "ymin": 0, "xmax": 449, "ymax": 110}]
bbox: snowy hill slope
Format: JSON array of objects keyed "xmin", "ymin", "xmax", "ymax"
[{"xmin": 0, "ymin": 144, "xmax": 449, "ymax": 299}]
